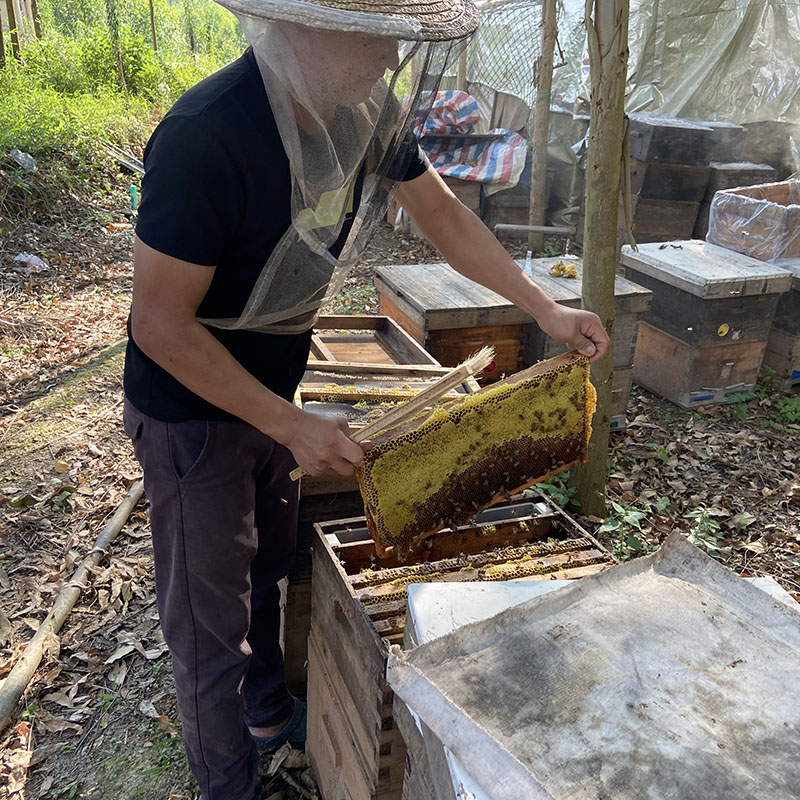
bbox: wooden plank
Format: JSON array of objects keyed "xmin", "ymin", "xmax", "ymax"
[
  {"xmin": 527, "ymin": 258, "xmax": 653, "ymax": 314},
  {"xmin": 624, "ymin": 265, "xmax": 782, "ymax": 346},
  {"xmin": 763, "ymin": 328, "xmax": 800, "ymax": 382},
  {"xmin": 310, "ymin": 333, "xmax": 337, "ymax": 362},
  {"xmin": 620, "ymin": 240, "xmax": 794, "ymax": 299},
  {"xmin": 305, "ymin": 361, "xmax": 449, "ymax": 375},
  {"xmin": 284, "ymin": 578, "xmax": 312, "ymax": 697},
  {"xmin": 307, "ymin": 633, "xmax": 401, "ymax": 800},
  {"xmin": 633, "ymin": 322, "xmax": 767, "ymax": 409},
  {"xmin": 427, "ymin": 324, "xmax": 525, "ymax": 375}
]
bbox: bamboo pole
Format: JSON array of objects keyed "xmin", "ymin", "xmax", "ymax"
[
  {"xmin": 570, "ymin": 0, "xmax": 630, "ymax": 516},
  {"xmin": 0, "ymin": 480, "xmax": 145, "ymax": 735},
  {"xmin": 527, "ymin": 0, "xmax": 558, "ymax": 254}
]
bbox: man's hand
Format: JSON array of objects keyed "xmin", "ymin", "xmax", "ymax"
[
  {"xmin": 281, "ymin": 411, "xmax": 365, "ymax": 476},
  {"xmin": 536, "ymin": 305, "xmax": 609, "ymax": 363}
]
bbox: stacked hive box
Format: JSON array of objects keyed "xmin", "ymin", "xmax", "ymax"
[
  {"xmin": 705, "ymin": 180, "xmax": 800, "ymax": 390},
  {"xmin": 693, "ymin": 162, "xmax": 777, "ymax": 239},
  {"xmin": 764, "ymin": 261, "xmax": 800, "ymax": 390},
  {"xmin": 374, "ymin": 259, "xmax": 652, "ymax": 429},
  {"xmin": 306, "ymin": 500, "xmax": 616, "ymax": 800},
  {"xmin": 621, "ymin": 241, "xmax": 793, "ymax": 408}
]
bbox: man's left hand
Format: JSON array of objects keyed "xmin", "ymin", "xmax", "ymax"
[{"xmin": 536, "ymin": 305, "xmax": 610, "ymax": 363}]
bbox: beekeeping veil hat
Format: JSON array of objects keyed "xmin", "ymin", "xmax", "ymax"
[{"xmin": 205, "ymin": 0, "xmax": 478, "ymax": 333}]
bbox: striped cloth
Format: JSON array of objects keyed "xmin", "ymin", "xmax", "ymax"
[{"xmin": 415, "ymin": 91, "xmax": 528, "ymax": 189}]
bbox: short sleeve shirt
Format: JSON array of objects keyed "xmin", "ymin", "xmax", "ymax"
[{"xmin": 124, "ymin": 48, "xmax": 428, "ymax": 422}]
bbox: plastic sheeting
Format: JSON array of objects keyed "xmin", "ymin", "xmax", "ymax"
[
  {"xmin": 457, "ymin": 0, "xmax": 800, "ymax": 126},
  {"xmin": 708, "ymin": 178, "xmax": 800, "ymax": 262},
  {"xmin": 388, "ymin": 533, "xmax": 800, "ymax": 800}
]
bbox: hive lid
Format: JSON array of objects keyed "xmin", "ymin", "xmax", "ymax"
[
  {"xmin": 388, "ymin": 534, "xmax": 800, "ymax": 800},
  {"xmin": 620, "ymin": 240, "xmax": 794, "ymax": 299},
  {"xmin": 375, "ymin": 259, "xmax": 652, "ymax": 327}
]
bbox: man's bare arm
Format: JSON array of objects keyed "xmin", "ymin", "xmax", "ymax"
[
  {"xmin": 130, "ymin": 236, "xmax": 364, "ymax": 475},
  {"xmin": 395, "ymin": 166, "xmax": 609, "ymax": 361}
]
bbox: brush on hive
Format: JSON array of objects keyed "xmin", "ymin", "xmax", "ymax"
[{"xmin": 355, "ymin": 351, "xmax": 596, "ymax": 560}]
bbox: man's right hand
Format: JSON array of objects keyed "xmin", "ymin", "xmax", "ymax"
[{"xmin": 281, "ymin": 411, "xmax": 365, "ymax": 476}]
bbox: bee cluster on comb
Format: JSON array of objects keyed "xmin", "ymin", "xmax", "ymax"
[{"xmin": 355, "ymin": 352, "xmax": 596, "ymax": 560}]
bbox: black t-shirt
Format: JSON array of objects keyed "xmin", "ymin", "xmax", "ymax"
[{"xmin": 124, "ymin": 48, "xmax": 428, "ymax": 422}]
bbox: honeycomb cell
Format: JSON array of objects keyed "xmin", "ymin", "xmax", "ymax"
[{"xmin": 355, "ymin": 352, "xmax": 596, "ymax": 560}]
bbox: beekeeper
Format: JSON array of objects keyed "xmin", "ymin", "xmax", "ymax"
[{"xmin": 123, "ymin": 0, "xmax": 609, "ymax": 797}]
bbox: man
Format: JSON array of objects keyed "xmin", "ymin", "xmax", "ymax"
[{"xmin": 123, "ymin": 1, "xmax": 609, "ymax": 798}]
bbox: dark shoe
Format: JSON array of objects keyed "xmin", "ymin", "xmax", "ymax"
[{"xmin": 252, "ymin": 697, "xmax": 306, "ymax": 753}]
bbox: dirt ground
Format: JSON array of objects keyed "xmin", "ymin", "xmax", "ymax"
[{"xmin": 1, "ymin": 166, "xmax": 798, "ymax": 799}]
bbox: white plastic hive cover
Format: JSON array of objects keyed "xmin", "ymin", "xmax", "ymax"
[{"xmin": 387, "ymin": 534, "xmax": 800, "ymax": 800}]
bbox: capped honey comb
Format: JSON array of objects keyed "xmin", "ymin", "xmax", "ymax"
[{"xmin": 355, "ymin": 352, "xmax": 596, "ymax": 560}]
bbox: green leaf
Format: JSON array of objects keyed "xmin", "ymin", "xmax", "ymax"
[{"xmin": 10, "ymin": 493, "xmax": 39, "ymax": 508}]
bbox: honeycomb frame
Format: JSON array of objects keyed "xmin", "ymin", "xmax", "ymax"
[{"xmin": 355, "ymin": 352, "xmax": 596, "ymax": 560}]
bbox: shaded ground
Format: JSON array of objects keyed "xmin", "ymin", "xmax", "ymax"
[{"xmin": 1, "ymin": 162, "xmax": 798, "ymax": 799}]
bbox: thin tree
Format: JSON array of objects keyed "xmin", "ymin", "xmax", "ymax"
[
  {"xmin": 0, "ymin": 8, "xmax": 5, "ymax": 66},
  {"xmin": 569, "ymin": 0, "xmax": 629, "ymax": 516},
  {"xmin": 148, "ymin": 0, "xmax": 157, "ymax": 52},
  {"xmin": 4, "ymin": 0, "xmax": 19, "ymax": 60},
  {"xmin": 527, "ymin": 0, "xmax": 558, "ymax": 254},
  {"xmin": 104, "ymin": 0, "xmax": 128, "ymax": 100}
]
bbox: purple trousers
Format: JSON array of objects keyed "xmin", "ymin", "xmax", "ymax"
[{"xmin": 124, "ymin": 399, "xmax": 298, "ymax": 800}]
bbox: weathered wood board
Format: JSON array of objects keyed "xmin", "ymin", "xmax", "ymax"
[
  {"xmin": 619, "ymin": 240, "xmax": 794, "ymax": 300},
  {"xmin": 376, "ymin": 259, "xmax": 652, "ymax": 377},
  {"xmin": 633, "ymin": 321, "xmax": 767, "ymax": 408}
]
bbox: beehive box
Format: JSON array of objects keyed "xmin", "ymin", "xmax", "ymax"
[
  {"xmin": 306, "ymin": 499, "xmax": 616, "ymax": 800},
  {"xmin": 693, "ymin": 162, "xmax": 777, "ymax": 239},
  {"xmin": 628, "ymin": 159, "xmax": 710, "ymax": 202},
  {"xmin": 310, "ymin": 315, "xmax": 440, "ymax": 367},
  {"xmin": 627, "ymin": 114, "xmax": 716, "ymax": 165},
  {"xmin": 763, "ymin": 260, "xmax": 800, "ymax": 389},
  {"xmin": 621, "ymin": 240, "xmax": 792, "ymax": 348},
  {"xmin": 707, "ymin": 179, "xmax": 800, "ymax": 261},
  {"xmin": 621, "ymin": 241, "xmax": 792, "ymax": 408},
  {"xmin": 633, "ymin": 321, "xmax": 767, "ymax": 408},
  {"xmin": 375, "ymin": 258, "xmax": 652, "ymax": 383}
]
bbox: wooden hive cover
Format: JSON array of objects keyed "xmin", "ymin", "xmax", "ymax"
[
  {"xmin": 355, "ymin": 352, "xmax": 595, "ymax": 559},
  {"xmin": 620, "ymin": 240, "xmax": 794, "ymax": 299},
  {"xmin": 375, "ymin": 259, "xmax": 651, "ymax": 330}
]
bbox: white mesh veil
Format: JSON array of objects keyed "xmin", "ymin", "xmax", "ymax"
[{"xmin": 199, "ymin": 8, "xmax": 471, "ymax": 333}]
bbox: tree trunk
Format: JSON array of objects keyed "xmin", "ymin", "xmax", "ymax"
[
  {"xmin": 569, "ymin": 0, "xmax": 629, "ymax": 516},
  {"xmin": 527, "ymin": 0, "xmax": 557, "ymax": 253},
  {"xmin": 29, "ymin": 0, "xmax": 40, "ymax": 38},
  {"xmin": 148, "ymin": 0, "xmax": 157, "ymax": 52},
  {"xmin": 4, "ymin": 0, "xmax": 19, "ymax": 59},
  {"xmin": 0, "ymin": 10, "xmax": 6, "ymax": 66}
]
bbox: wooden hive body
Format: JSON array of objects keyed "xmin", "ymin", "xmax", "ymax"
[{"xmin": 355, "ymin": 352, "xmax": 595, "ymax": 559}]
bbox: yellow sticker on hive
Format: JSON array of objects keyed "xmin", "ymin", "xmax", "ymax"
[{"xmin": 718, "ymin": 323, "xmax": 730, "ymax": 337}]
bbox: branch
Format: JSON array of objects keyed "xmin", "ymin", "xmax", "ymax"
[{"xmin": 0, "ymin": 480, "xmax": 144, "ymax": 734}]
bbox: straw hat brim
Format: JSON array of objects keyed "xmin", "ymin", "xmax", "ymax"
[{"xmin": 215, "ymin": 0, "xmax": 479, "ymax": 41}]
